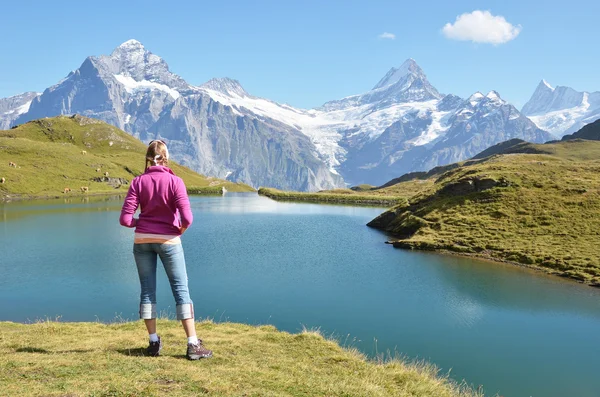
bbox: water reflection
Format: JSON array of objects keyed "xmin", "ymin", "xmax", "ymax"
[
  {"xmin": 1, "ymin": 194, "xmax": 126, "ymax": 222},
  {"xmin": 194, "ymin": 193, "xmax": 389, "ymax": 216},
  {"xmin": 423, "ymin": 252, "xmax": 600, "ymax": 319}
]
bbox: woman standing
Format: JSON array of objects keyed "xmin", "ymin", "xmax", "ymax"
[{"xmin": 120, "ymin": 140, "xmax": 212, "ymax": 360}]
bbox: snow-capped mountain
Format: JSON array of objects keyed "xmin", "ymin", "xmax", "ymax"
[
  {"xmin": 0, "ymin": 92, "xmax": 40, "ymax": 129},
  {"xmin": 335, "ymin": 89, "xmax": 551, "ymax": 185},
  {"xmin": 192, "ymin": 57, "xmax": 550, "ymax": 186},
  {"xmin": 521, "ymin": 80, "xmax": 600, "ymax": 137},
  {"xmin": 7, "ymin": 40, "xmax": 343, "ymax": 191},
  {"xmin": 1, "ymin": 40, "xmax": 552, "ymax": 189}
]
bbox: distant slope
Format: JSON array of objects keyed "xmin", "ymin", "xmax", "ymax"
[
  {"xmin": 0, "ymin": 115, "xmax": 253, "ymax": 200},
  {"xmin": 367, "ymin": 139, "xmax": 600, "ymax": 286}
]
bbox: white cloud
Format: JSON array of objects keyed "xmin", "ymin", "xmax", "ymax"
[
  {"xmin": 442, "ymin": 10, "xmax": 521, "ymax": 44},
  {"xmin": 378, "ymin": 32, "xmax": 396, "ymax": 40}
]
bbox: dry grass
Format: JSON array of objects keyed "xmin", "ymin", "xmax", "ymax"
[{"xmin": 0, "ymin": 319, "xmax": 482, "ymax": 397}]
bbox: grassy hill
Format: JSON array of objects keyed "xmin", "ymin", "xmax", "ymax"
[
  {"xmin": 367, "ymin": 139, "xmax": 600, "ymax": 286},
  {"xmin": 0, "ymin": 115, "xmax": 253, "ymax": 200},
  {"xmin": 0, "ymin": 319, "xmax": 479, "ymax": 397},
  {"xmin": 258, "ymin": 187, "xmax": 408, "ymax": 206}
]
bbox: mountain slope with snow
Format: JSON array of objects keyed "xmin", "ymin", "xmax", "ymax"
[
  {"xmin": 3, "ymin": 40, "xmax": 553, "ymax": 189},
  {"xmin": 0, "ymin": 92, "xmax": 40, "ymax": 129},
  {"xmin": 522, "ymin": 80, "xmax": 600, "ymax": 137},
  {"xmin": 9, "ymin": 40, "xmax": 343, "ymax": 191}
]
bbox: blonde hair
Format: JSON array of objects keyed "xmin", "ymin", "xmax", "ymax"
[{"xmin": 145, "ymin": 140, "xmax": 169, "ymax": 171}]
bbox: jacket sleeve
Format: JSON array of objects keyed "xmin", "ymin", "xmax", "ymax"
[
  {"xmin": 119, "ymin": 181, "xmax": 139, "ymax": 228},
  {"xmin": 174, "ymin": 178, "xmax": 193, "ymax": 228}
]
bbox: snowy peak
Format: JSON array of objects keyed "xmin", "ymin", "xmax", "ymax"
[
  {"xmin": 321, "ymin": 59, "xmax": 440, "ymax": 111},
  {"xmin": 521, "ymin": 80, "xmax": 583, "ymax": 116},
  {"xmin": 200, "ymin": 78, "xmax": 248, "ymax": 97},
  {"xmin": 115, "ymin": 39, "xmax": 145, "ymax": 52},
  {"xmin": 93, "ymin": 39, "xmax": 190, "ymax": 92},
  {"xmin": 108, "ymin": 39, "xmax": 157, "ymax": 72},
  {"xmin": 373, "ymin": 59, "xmax": 425, "ymax": 90},
  {"xmin": 541, "ymin": 79, "xmax": 554, "ymax": 91},
  {"xmin": 468, "ymin": 92, "xmax": 484, "ymax": 104},
  {"xmin": 468, "ymin": 91, "xmax": 504, "ymax": 106},
  {"xmin": 522, "ymin": 80, "xmax": 600, "ymax": 136},
  {"xmin": 485, "ymin": 90, "xmax": 503, "ymax": 102}
]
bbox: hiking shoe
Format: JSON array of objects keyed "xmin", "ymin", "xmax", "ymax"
[
  {"xmin": 186, "ymin": 340, "xmax": 212, "ymax": 360},
  {"xmin": 147, "ymin": 337, "xmax": 162, "ymax": 357}
]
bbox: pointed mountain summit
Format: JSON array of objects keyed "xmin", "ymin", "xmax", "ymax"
[
  {"xmin": 366, "ymin": 58, "xmax": 441, "ymax": 102},
  {"xmin": 14, "ymin": 39, "xmax": 190, "ymax": 129},
  {"xmin": 96, "ymin": 39, "xmax": 189, "ymax": 91},
  {"xmin": 521, "ymin": 79, "xmax": 558, "ymax": 116},
  {"xmin": 372, "ymin": 59, "xmax": 425, "ymax": 90},
  {"xmin": 115, "ymin": 39, "xmax": 145, "ymax": 51},
  {"xmin": 321, "ymin": 59, "xmax": 440, "ymax": 111},
  {"xmin": 522, "ymin": 79, "xmax": 600, "ymax": 136}
]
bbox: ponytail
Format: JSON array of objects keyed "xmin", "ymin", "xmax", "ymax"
[{"xmin": 145, "ymin": 140, "xmax": 169, "ymax": 171}]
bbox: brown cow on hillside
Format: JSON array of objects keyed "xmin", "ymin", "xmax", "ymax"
[{"xmin": 80, "ymin": 186, "xmax": 89, "ymax": 193}]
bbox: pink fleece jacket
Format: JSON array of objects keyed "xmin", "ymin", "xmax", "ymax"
[{"xmin": 119, "ymin": 166, "xmax": 193, "ymax": 235}]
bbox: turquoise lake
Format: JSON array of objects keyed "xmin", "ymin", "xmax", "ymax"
[{"xmin": 1, "ymin": 193, "xmax": 600, "ymax": 396}]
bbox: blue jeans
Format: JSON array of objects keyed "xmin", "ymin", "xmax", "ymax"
[{"xmin": 133, "ymin": 243, "xmax": 194, "ymax": 320}]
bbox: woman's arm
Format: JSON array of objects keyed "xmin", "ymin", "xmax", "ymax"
[
  {"xmin": 120, "ymin": 182, "xmax": 139, "ymax": 228},
  {"xmin": 174, "ymin": 177, "xmax": 193, "ymax": 230}
]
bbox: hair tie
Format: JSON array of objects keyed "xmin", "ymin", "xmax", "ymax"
[{"xmin": 153, "ymin": 154, "xmax": 161, "ymax": 165}]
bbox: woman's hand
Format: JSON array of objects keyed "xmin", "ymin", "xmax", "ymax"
[{"xmin": 180, "ymin": 227, "xmax": 187, "ymax": 234}]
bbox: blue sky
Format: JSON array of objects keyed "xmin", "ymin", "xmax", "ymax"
[{"xmin": 1, "ymin": 0, "xmax": 598, "ymax": 109}]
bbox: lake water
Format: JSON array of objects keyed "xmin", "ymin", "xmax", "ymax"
[{"xmin": 2, "ymin": 193, "xmax": 600, "ymax": 396}]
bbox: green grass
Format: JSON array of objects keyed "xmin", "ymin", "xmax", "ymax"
[
  {"xmin": 0, "ymin": 320, "xmax": 481, "ymax": 397},
  {"xmin": 258, "ymin": 176, "xmax": 434, "ymax": 208},
  {"xmin": 258, "ymin": 187, "xmax": 407, "ymax": 206},
  {"xmin": 0, "ymin": 115, "xmax": 254, "ymax": 201},
  {"xmin": 367, "ymin": 139, "xmax": 600, "ymax": 286}
]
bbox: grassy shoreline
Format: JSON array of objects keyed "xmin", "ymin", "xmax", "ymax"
[
  {"xmin": 258, "ymin": 187, "xmax": 407, "ymax": 206},
  {"xmin": 0, "ymin": 186, "xmax": 243, "ymax": 203},
  {"xmin": 369, "ymin": 140, "xmax": 600, "ymax": 287},
  {"xmin": 0, "ymin": 319, "xmax": 481, "ymax": 397}
]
